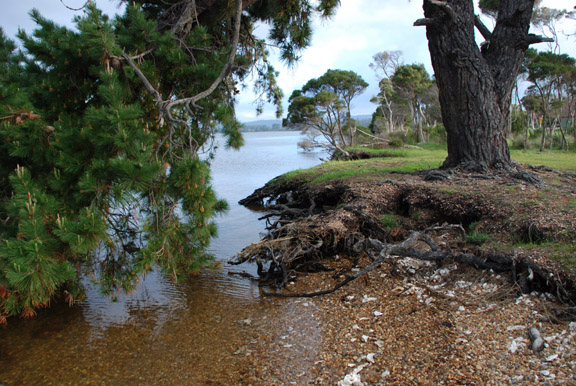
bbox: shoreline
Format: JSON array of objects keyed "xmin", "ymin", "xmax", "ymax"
[{"xmin": 231, "ymin": 165, "xmax": 576, "ymax": 385}]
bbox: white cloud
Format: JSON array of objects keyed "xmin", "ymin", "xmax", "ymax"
[
  {"xmin": 0, "ymin": 0, "xmax": 573, "ymax": 122},
  {"xmin": 238, "ymin": 0, "xmax": 575, "ymax": 121},
  {"xmin": 0, "ymin": 0, "xmax": 122, "ymax": 38}
]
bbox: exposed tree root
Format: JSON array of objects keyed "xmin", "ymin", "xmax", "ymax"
[{"xmin": 230, "ymin": 172, "xmax": 576, "ymax": 309}]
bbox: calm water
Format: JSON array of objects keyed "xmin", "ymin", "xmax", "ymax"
[{"xmin": 0, "ymin": 131, "xmax": 326, "ymax": 385}]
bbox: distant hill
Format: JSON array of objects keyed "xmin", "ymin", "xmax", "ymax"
[
  {"xmin": 241, "ymin": 119, "xmax": 284, "ymax": 132},
  {"xmin": 240, "ymin": 114, "xmax": 373, "ymax": 132},
  {"xmin": 352, "ymin": 114, "xmax": 373, "ymax": 128}
]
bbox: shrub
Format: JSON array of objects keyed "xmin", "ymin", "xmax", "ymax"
[
  {"xmin": 425, "ymin": 123, "xmax": 446, "ymax": 144},
  {"xmin": 387, "ymin": 131, "xmax": 406, "ymax": 148}
]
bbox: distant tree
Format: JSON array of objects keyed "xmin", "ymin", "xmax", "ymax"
[
  {"xmin": 286, "ymin": 88, "xmax": 349, "ymax": 155},
  {"xmin": 370, "ymin": 50, "xmax": 403, "ymax": 79},
  {"xmin": 369, "ymin": 51, "xmax": 403, "ymax": 133},
  {"xmin": 285, "ymin": 69, "xmax": 368, "ymax": 156},
  {"xmin": 522, "ymin": 49, "xmax": 576, "ymax": 150},
  {"xmin": 370, "ymin": 79, "xmax": 398, "ymax": 134},
  {"xmin": 531, "ymin": 7, "xmax": 574, "ymax": 53},
  {"xmin": 300, "ymin": 69, "xmax": 369, "ymax": 146},
  {"xmin": 390, "ymin": 64, "xmax": 435, "ymax": 143}
]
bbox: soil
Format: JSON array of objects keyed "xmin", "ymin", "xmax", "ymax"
[{"xmin": 231, "ymin": 165, "xmax": 576, "ymax": 385}]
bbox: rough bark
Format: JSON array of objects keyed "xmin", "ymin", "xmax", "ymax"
[{"xmin": 417, "ymin": 0, "xmax": 543, "ymax": 171}]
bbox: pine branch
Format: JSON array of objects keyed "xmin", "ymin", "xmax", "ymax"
[
  {"xmin": 124, "ymin": 0, "xmax": 243, "ymax": 139},
  {"xmin": 518, "ymin": 33, "xmax": 555, "ymax": 48},
  {"xmin": 166, "ymin": 0, "xmax": 243, "ymax": 111}
]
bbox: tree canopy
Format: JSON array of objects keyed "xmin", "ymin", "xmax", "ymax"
[
  {"xmin": 285, "ymin": 69, "xmax": 367, "ymax": 155},
  {"xmin": 522, "ymin": 48, "xmax": 576, "ymax": 150},
  {"xmin": 0, "ymin": 0, "xmax": 340, "ymax": 321},
  {"xmin": 389, "ymin": 64, "xmax": 435, "ymax": 143}
]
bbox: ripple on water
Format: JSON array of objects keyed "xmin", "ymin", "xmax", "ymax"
[
  {"xmin": 0, "ymin": 132, "xmax": 326, "ymax": 385},
  {"xmin": 79, "ymin": 270, "xmax": 188, "ymax": 339}
]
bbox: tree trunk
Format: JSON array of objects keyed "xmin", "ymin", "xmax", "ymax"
[
  {"xmin": 381, "ymin": 95, "xmax": 394, "ymax": 132},
  {"xmin": 418, "ymin": 0, "xmax": 537, "ymax": 171},
  {"xmin": 417, "ymin": 101, "xmax": 426, "ymax": 143},
  {"xmin": 539, "ymin": 109, "xmax": 548, "ymax": 151}
]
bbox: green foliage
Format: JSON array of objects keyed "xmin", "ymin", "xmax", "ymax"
[
  {"xmin": 524, "ymin": 49, "xmax": 576, "ymax": 85},
  {"xmin": 479, "ymin": 0, "xmax": 499, "ymax": 16},
  {"xmin": 286, "ymin": 69, "xmax": 368, "ymax": 151},
  {"xmin": 370, "ymin": 61, "xmax": 438, "ymax": 143},
  {"xmin": 391, "ymin": 64, "xmax": 432, "ymax": 95},
  {"xmin": 245, "ymin": 0, "xmax": 340, "ymax": 64},
  {"xmin": 0, "ymin": 1, "xmax": 341, "ymax": 320},
  {"xmin": 479, "ymin": 0, "xmax": 546, "ymax": 18},
  {"xmin": 388, "ymin": 131, "xmax": 406, "ymax": 148},
  {"xmin": 424, "ymin": 123, "xmax": 446, "ymax": 144},
  {"xmin": 302, "ymin": 69, "xmax": 368, "ymax": 111}
]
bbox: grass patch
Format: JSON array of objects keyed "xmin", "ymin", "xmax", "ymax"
[
  {"xmin": 514, "ymin": 242, "xmax": 576, "ymax": 271},
  {"xmin": 466, "ymin": 221, "xmax": 492, "ymax": 245},
  {"xmin": 522, "ymin": 200, "xmax": 540, "ymax": 207},
  {"xmin": 466, "ymin": 232, "xmax": 492, "ymax": 245},
  {"xmin": 278, "ymin": 146, "xmax": 576, "ymax": 185},
  {"xmin": 511, "ymin": 149, "xmax": 576, "ymax": 172},
  {"xmin": 277, "ymin": 147, "xmax": 446, "ymax": 184},
  {"xmin": 380, "ymin": 213, "xmax": 399, "ymax": 229},
  {"xmin": 347, "ymin": 147, "xmax": 408, "ymax": 158},
  {"xmin": 440, "ymin": 188, "xmax": 458, "ymax": 195}
]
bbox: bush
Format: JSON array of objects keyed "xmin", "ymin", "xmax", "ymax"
[
  {"xmin": 387, "ymin": 131, "xmax": 406, "ymax": 148},
  {"xmin": 510, "ymin": 133, "xmax": 528, "ymax": 150},
  {"xmin": 425, "ymin": 123, "xmax": 446, "ymax": 144},
  {"xmin": 509, "ymin": 130, "xmax": 542, "ymax": 150}
]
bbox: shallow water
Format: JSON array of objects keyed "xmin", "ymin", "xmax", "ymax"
[{"xmin": 0, "ymin": 131, "xmax": 325, "ymax": 385}]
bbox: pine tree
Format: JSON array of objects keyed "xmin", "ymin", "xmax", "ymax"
[{"xmin": 0, "ymin": 1, "xmax": 340, "ymax": 321}]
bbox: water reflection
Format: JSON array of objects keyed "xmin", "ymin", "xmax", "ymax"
[
  {"xmin": 78, "ymin": 270, "xmax": 188, "ymax": 342},
  {"xmin": 0, "ymin": 131, "xmax": 326, "ymax": 385}
]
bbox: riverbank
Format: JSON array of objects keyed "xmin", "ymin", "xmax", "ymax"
[{"xmin": 232, "ymin": 158, "xmax": 576, "ymax": 385}]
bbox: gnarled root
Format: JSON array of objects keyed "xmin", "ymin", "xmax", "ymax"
[{"xmin": 230, "ymin": 204, "xmax": 575, "ymax": 306}]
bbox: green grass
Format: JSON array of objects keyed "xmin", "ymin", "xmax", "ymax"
[
  {"xmin": 466, "ymin": 232, "xmax": 492, "ymax": 245},
  {"xmin": 380, "ymin": 213, "xmax": 399, "ymax": 229},
  {"xmin": 439, "ymin": 188, "xmax": 458, "ymax": 195},
  {"xmin": 278, "ymin": 146, "xmax": 576, "ymax": 185},
  {"xmin": 279, "ymin": 147, "xmax": 446, "ymax": 184},
  {"xmin": 522, "ymin": 200, "xmax": 540, "ymax": 207},
  {"xmin": 511, "ymin": 149, "xmax": 576, "ymax": 172},
  {"xmin": 346, "ymin": 147, "xmax": 409, "ymax": 158},
  {"xmin": 512, "ymin": 242, "xmax": 576, "ymax": 270}
]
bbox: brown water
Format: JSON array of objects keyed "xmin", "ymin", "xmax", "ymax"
[{"xmin": 0, "ymin": 131, "xmax": 326, "ymax": 385}]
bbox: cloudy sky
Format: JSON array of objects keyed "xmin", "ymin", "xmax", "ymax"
[{"xmin": 1, "ymin": 0, "xmax": 574, "ymax": 122}]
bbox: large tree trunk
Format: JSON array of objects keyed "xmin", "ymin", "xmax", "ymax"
[{"xmin": 417, "ymin": 0, "xmax": 538, "ymax": 171}]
